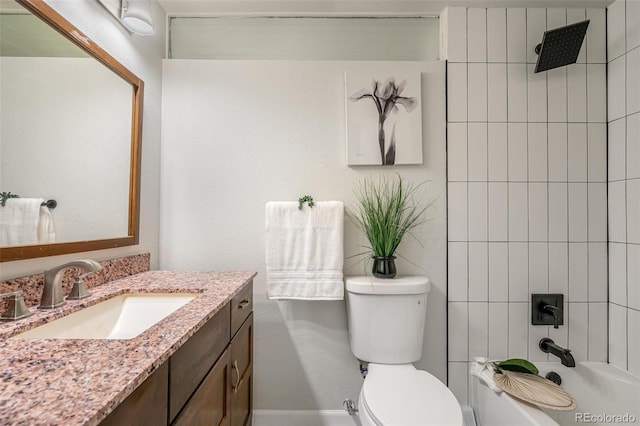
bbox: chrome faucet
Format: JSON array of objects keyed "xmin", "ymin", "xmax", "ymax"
[
  {"xmin": 39, "ymin": 260, "xmax": 102, "ymax": 309},
  {"xmin": 539, "ymin": 338, "xmax": 576, "ymax": 367}
]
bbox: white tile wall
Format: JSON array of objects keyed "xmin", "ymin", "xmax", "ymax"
[
  {"xmin": 567, "ymin": 65, "xmax": 587, "ymax": 122},
  {"xmin": 547, "ymin": 68, "xmax": 568, "ymax": 122},
  {"xmin": 508, "ymin": 124, "xmax": 528, "ymax": 181},
  {"xmin": 606, "ymin": 0, "xmax": 640, "ymax": 377},
  {"xmin": 587, "ymin": 65, "xmax": 607, "ymax": 122},
  {"xmin": 489, "ymin": 243, "xmax": 509, "ymax": 301},
  {"xmin": 628, "ymin": 179, "xmax": 640, "ymax": 244},
  {"xmin": 608, "ymin": 118, "xmax": 627, "ymax": 182},
  {"xmin": 588, "ymin": 124, "xmax": 607, "ymax": 181},
  {"xmin": 506, "ymin": 9, "xmax": 526, "ymax": 62},
  {"xmin": 447, "ymin": 123, "xmax": 467, "ymax": 181},
  {"xmin": 627, "ymin": 0, "xmax": 640, "ymax": 51},
  {"xmin": 609, "ymin": 303, "xmax": 627, "ymax": 368},
  {"xmin": 628, "ymin": 244, "xmax": 640, "ymax": 310},
  {"xmin": 468, "ymin": 64, "xmax": 488, "ymax": 122},
  {"xmin": 467, "ymin": 9, "xmax": 487, "ymax": 63},
  {"xmin": 469, "ymin": 242, "xmax": 489, "ymax": 301},
  {"xmin": 488, "ymin": 123, "xmax": 508, "ymax": 180},
  {"xmin": 586, "ymin": 9, "xmax": 606, "ymax": 63},
  {"xmin": 487, "ymin": 64, "xmax": 508, "ymax": 122},
  {"xmin": 488, "ymin": 183, "xmax": 508, "ymax": 241},
  {"xmin": 568, "ymin": 124, "xmax": 588, "ymax": 182},
  {"xmin": 508, "ymin": 64, "xmax": 528, "ymax": 121},
  {"xmin": 548, "ymin": 123, "xmax": 568, "ymax": 180},
  {"xmin": 608, "ymin": 57, "xmax": 626, "ymax": 121},
  {"xmin": 449, "ymin": 242, "xmax": 468, "ymax": 302},
  {"xmin": 627, "ymin": 47, "xmax": 640, "ymax": 114},
  {"xmin": 607, "ymin": 0, "xmax": 626, "ymax": 60},
  {"xmin": 628, "ymin": 113, "xmax": 640, "ymax": 178},
  {"xmin": 487, "ymin": 8, "xmax": 507, "ymax": 62},
  {"xmin": 448, "ymin": 63, "xmax": 467, "ymax": 122},
  {"xmin": 468, "ymin": 183, "xmax": 488, "ymax": 241},
  {"xmin": 445, "ymin": 5, "xmax": 614, "ymax": 404},
  {"xmin": 468, "ymin": 124, "xmax": 488, "ymax": 180},
  {"xmin": 528, "ymin": 124, "xmax": 547, "ymax": 181}
]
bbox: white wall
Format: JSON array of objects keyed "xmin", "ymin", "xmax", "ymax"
[
  {"xmin": 444, "ymin": 7, "xmax": 608, "ymax": 405},
  {"xmin": 607, "ymin": 0, "xmax": 640, "ymax": 377},
  {"xmin": 160, "ymin": 60, "xmax": 446, "ymax": 410},
  {"xmin": 0, "ymin": 0, "xmax": 166, "ymax": 279}
]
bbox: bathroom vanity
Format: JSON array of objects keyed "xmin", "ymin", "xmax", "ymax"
[{"xmin": 0, "ymin": 270, "xmax": 256, "ymax": 425}]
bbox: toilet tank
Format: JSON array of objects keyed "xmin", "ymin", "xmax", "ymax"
[{"xmin": 345, "ymin": 276, "xmax": 430, "ymax": 364}]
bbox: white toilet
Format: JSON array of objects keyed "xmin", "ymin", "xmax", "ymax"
[{"xmin": 346, "ymin": 276, "xmax": 463, "ymax": 426}]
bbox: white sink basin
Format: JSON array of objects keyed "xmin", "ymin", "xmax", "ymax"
[{"xmin": 13, "ymin": 293, "xmax": 197, "ymax": 340}]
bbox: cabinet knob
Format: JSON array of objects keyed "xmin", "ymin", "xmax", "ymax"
[{"xmin": 237, "ymin": 300, "xmax": 250, "ymax": 309}]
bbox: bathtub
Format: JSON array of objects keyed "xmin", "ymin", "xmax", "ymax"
[{"xmin": 471, "ymin": 362, "xmax": 640, "ymax": 426}]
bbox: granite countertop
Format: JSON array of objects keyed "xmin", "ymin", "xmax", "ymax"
[{"xmin": 0, "ymin": 270, "xmax": 256, "ymax": 426}]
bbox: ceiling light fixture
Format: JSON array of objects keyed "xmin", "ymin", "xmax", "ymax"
[{"xmin": 120, "ymin": 0, "xmax": 154, "ymax": 36}]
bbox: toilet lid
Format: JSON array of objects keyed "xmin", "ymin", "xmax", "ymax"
[{"xmin": 362, "ymin": 365, "xmax": 463, "ymax": 426}]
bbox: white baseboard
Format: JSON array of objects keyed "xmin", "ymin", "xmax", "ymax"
[
  {"xmin": 253, "ymin": 410, "xmax": 360, "ymax": 426},
  {"xmin": 254, "ymin": 407, "xmax": 475, "ymax": 426}
]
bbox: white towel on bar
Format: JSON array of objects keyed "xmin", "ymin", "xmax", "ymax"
[
  {"xmin": 265, "ymin": 201, "xmax": 344, "ymax": 300},
  {"xmin": 37, "ymin": 205, "xmax": 56, "ymax": 244},
  {"xmin": 470, "ymin": 357, "xmax": 503, "ymax": 394},
  {"xmin": 0, "ymin": 198, "xmax": 55, "ymax": 245}
]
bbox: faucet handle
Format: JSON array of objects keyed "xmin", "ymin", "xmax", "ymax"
[
  {"xmin": 532, "ymin": 294, "xmax": 564, "ymax": 328},
  {"xmin": 0, "ymin": 291, "xmax": 33, "ymax": 321},
  {"xmin": 67, "ymin": 278, "xmax": 90, "ymax": 300},
  {"xmin": 542, "ymin": 304, "xmax": 562, "ymax": 329}
]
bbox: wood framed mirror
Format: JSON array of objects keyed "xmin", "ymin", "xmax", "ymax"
[{"xmin": 0, "ymin": 0, "xmax": 143, "ymax": 262}]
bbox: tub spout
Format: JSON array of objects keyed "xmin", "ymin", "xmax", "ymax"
[{"xmin": 539, "ymin": 338, "xmax": 575, "ymax": 367}]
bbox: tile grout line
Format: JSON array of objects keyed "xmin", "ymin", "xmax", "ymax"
[
  {"xmin": 585, "ymin": 7, "xmax": 591, "ymax": 360},
  {"xmin": 465, "ymin": 6, "xmax": 471, "ymax": 403}
]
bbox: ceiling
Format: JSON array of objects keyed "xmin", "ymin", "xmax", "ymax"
[{"xmin": 157, "ymin": 0, "xmax": 613, "ymax": 17}]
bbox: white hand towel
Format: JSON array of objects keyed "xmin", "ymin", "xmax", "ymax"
[
  {"xmin": 265, "ymin": 201, "xmax": 344, "ymax": 300},
  {"xmin": 0, "ymin": 198, "xmax": 45, "ymax": 246},
  {"xmin": 37, "ymin": 205, "xmax": 56, "ymax": 244},
  {"xmin": 470, "ymin": 357, "xmax": 503, "ymax": 393}
]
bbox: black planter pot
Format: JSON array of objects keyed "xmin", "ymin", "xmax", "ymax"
[{"xmin": 372, "ymin": 256, "xmax": 397, "ymax": 279}]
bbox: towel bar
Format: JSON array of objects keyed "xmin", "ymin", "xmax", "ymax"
[{"xmin": 41, "ymin": 200, "xmax": 57, "ymax": 209}]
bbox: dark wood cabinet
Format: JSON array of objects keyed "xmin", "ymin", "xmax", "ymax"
[
  {"xmin": 231, "ymin": 314, "xmax": 253, "ymax": 426},
  {"xmin": 170, "ymin": 303, "xmax": 231, "ymax": 423},
  {"xmin": 173, "ymin": 313, "xmax": 253, "ymax": 426},
  {"xmin": 173, "ymin": 348, "xmax": 232, "ymax": 426},
  {"xmin": 99, "ymin": 280, "xmax": 253, "ymax": 426},
  {"xmin": 100, "ymin": 361, "xmax": 169, "ymax": 426}
]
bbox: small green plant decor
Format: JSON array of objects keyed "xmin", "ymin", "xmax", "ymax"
[{"xmin": 348, "ymin": 174, "xmax": 431, "ymax": 278}]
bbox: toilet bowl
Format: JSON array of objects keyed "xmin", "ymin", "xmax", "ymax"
[
  {"xmin": 345, "ymin": 276, "xmax": 463, "ymax": 426},
  {"xmin": 358, "ymin": 364, "xmax": 463, "ymax": 426}
]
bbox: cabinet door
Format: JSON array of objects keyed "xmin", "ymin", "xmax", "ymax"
[
  {"xmin": 100, "ymin": 361, "xmax": 168, "ymax": 426},
  {"xmin": 231, "ymin": 281, "xmax": 253, "ymax": 336},
  {"xmin": 173, "ymin": 348, "xmax": 232, "ymax": 426},
  {"xmin": 170, "ymin": 303, "xmax": 231, "ymax": 422},
  {"xmin": 230, "ymin": 314, "xmax": 253, "ymax": 426}
]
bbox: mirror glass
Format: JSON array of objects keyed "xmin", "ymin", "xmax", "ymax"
[{"xmin": 0, "ymin": 0, "xmax": 142, "ymax": 261}]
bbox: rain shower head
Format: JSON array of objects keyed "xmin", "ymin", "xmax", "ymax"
[{"xmin": 534, "ymin": 20, "xmax": 590, "ymax": 73}]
